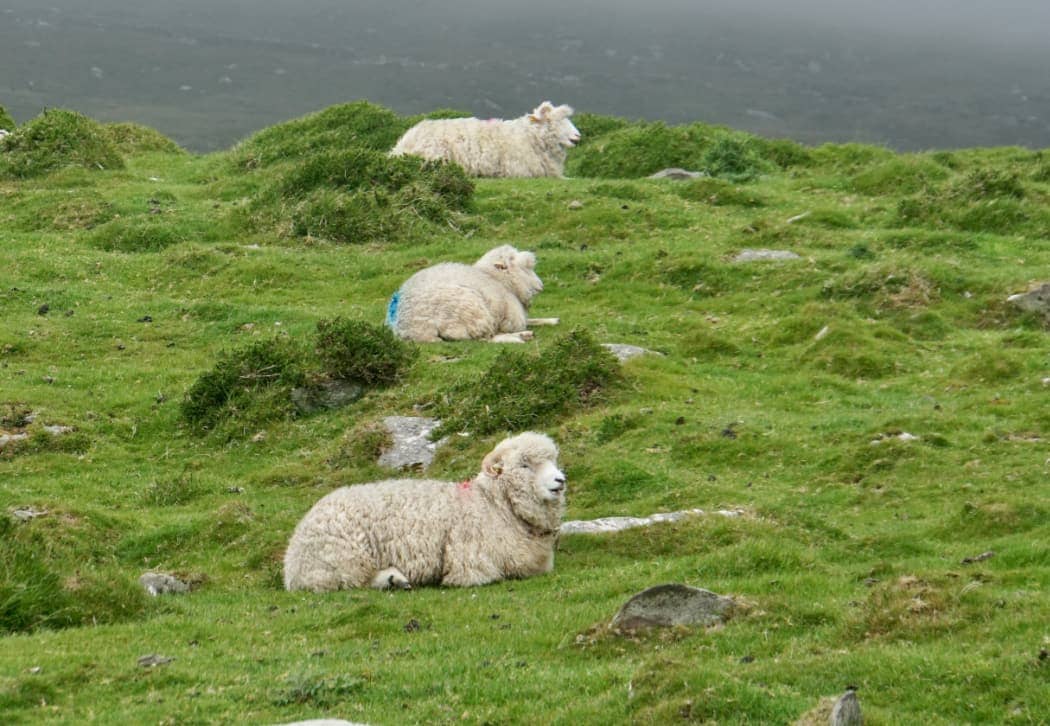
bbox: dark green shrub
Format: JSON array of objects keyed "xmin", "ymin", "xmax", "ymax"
[
  {"xmin": 0, "ymin": 104, "xmax": 14, "ymax": 131},
  {"xmin": 233, "ymin": 100, "xmax": 410, "ymax": 170},
  {"xmin": 699, "ymin": 136, "xmax": 773, "ymax": 181},
  {"xmin": 0, "ymin": 109, "xmax": 124, "ymax": 179},
  {"xmin": 315, "ymin": 318, "xmax": 417, "ymax": 385},
  {"xmin": 88, "ymin": 217, "xmax": 186, "ymax": 252},
  {"xmin": 570, "ymin": 113, "xmax": 633, "ymax": 146},
  {"xmin": 180, "ymin": 337, "xmax": 307, "ymax": 431},
  {"xmin": 102, "ymin": 122, "xmax": 184, "ymax": 155},
  {"xmin": 434, "ymin": 329, "xmax": 621, "ymax": 436},
  {"xmin": 750, "ymin": 136, "xmax": 814, "ymax": 168},
  {"xmin": 565, "ymin": 121, "xmax": 710, "ymax": 178}
]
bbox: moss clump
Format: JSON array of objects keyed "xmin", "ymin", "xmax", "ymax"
[
  {"xmin": 102, "ymin": 122, "xmax": 184, "ymax": 155},
  {"xmin": 180, "ymin": 337, "xmax": 308, "ymax": 432},
  {"xmin": 0, "ymin": 109, "xmax": 124, "ymax": 179},
  {"xmin": 232, "ymin": 100, "xmax": 410, "ymax": 170},
  {"xmin": 88, "ymin": 217, "xmax": 186, "ymax": 252},
  {"xmin": 434, "ymin": 329, "xmax": 621, "ymax": 436},
  {"xmin": 674, "ymin": 178, "xmax": 766, "ymax": 207},
  {"xmin": 315, "ymin": 318, "xmax": 417, "ymax": 385}
]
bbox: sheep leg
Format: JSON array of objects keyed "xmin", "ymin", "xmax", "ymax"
[
  {"xmin": 527, "ymin": 317, "xmax": 559, "ymax": 327},
  {"xmin": 371, "ymin": 567, "xmax": 412, "ymax": 590},
  {"xmin": 491, "ymin": 331, "xmax": 533, "ymax": 343}
]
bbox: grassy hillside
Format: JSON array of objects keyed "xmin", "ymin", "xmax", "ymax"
[{"xmin": 1, "ymin": 103, "xmax": 1048, "ymax": 724}]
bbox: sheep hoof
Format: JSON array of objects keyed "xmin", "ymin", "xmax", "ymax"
[
  {"xmin": 527, "ymin": 317, "xmax": 560, "ymax": 327},
  {"xmin": 372, "ymin": 568, "xmax": 412, "ymax": 590}
]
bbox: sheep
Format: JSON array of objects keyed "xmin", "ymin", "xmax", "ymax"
[
  {"xmin": 386, "ymin": 244, "xmax": 558, "ymax": 343},
  {"xmin": 283, "ymin": 432, "xmax": 567, "ymax": 591},
  {"xmin": 390, "ymin": 101, "xmax": 580, "ymax": 178}
]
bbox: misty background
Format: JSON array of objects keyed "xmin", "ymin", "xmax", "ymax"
[{"xmin": 2, "ymin": 0, "xmax": 1048, "ymax": 153}]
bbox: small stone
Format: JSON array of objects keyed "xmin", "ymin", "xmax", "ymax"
[
  {"xmin": 290, "ymin": 379, "xmax": 364, "ymax": 415},
  {"xmin": 378, "ymin": 416, "xmax": 447, "ymax": 471},
  {"xmin": 37, "ymin": 304, "xmax": 50, "ymax": 316},
  {"xmin": 961, "ymin": 550, "xmax": 995, "ymax": 565},
  {"xmin": 1006, "ymin": 282, "xmax": 1050, "ymax": 316},
  {"xmin": 137, "ymin": 654, "xmax": 174, "ymax": 668},
  {"xmin": 648, "ymin": 168, "xmax": 703, "ymax": 180},
  {"xmin": 732, "ymin": 248, "xmax": 801, "ymax": 263},
  {"xmin": 601, "ymin": 343, "xmax": 660, "ymax": 362},
  {"xmin": 10, "ymin": 506, "xmax": 49, "ymax": 521},
  {"xmin": 611, "ymin": 583, "xmax": 736, "ymax": 630},
  {"xmin": 830, "ymin": 689, "xmax": 863, "ymax": 726},
  {"xmin": 567, "ymin": 200, "xmax": 584, "ymax": 210},
  {"xmin": 139, "ymin": 572, "xmax": 191, "ymax": 596}
]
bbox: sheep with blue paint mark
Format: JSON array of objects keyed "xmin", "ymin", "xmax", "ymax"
[{"xmin": 386, "ymin": 244, "xmax": 556, "ymax": 343}]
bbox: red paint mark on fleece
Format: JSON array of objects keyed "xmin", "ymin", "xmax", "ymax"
[{"xmin": 457, "ymin": 479, "xmax": 473, "ymax": 495}]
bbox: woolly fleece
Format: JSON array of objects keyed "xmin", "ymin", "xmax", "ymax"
[
  {"xmin": 388, "ymin": 244, "xmax": 544, "ymax": 342},
  {"xmin": 390, "ymin": 101, "xmax": 580, "ymax": 178},
  {"xmin": 283, "ymin": 432, "xmax": 566, "ymax": 591}
]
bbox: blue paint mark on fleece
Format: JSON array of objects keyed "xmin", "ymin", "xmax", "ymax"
[{"xmin": 386, "ymin": 291, "xmax": 400, "ymax": 328}]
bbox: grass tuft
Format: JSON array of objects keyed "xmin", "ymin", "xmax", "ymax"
[{"xmin": 0, "ymin": 108, "xmax": 124, "ymax": 178}]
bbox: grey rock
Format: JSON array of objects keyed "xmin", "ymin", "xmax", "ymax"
[
  {"xmin": 601, "ymin": 343, "xmax": 660, "ymax": 362},
  {"xmin": 1007, "ymin": 282, "xmax": 1050, "ymax": 316},
  {"xmin": 648, "ymin": 168, "xmax": 703, "ymax": 180},
  {"xmin": 561, "ymin": 508, "xmax": 744, "ymax": 535},
  {"xmin": 611, "ymin": 583, "xmax": 736, "ymax": 630},
  {"xmin": 830, "ymin": 689, "xmax": 863, "ymax": 726},
  {"xmin": 10, "ymin": 506, "xmax": 49, "ymax": 522},
  {"xmin": 291, "ymin": 380, "xmax": 364, "ymax": 415},
  {"xmin": 0, "ymin": 432, "xmax": 29, "ymax": 449},
  {"xmin": 378, "ymin": 416, "xmax": 447, "ymax": 471},
  {"xmin": 567, "ymin": 199, "xmax": 584, "ymax": 210},
  {"xmin": 137, "ymin": 654, "xmax": 174, "ymax": 668},
  {"xmin": 139, "ymin": 572, "xmax": 191, "ymax": 596},
  {"xmin": 732, "ymin": 248, "xmax": 801, "ymax": 263}
]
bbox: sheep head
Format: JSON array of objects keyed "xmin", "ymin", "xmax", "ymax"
[
  {"xmin": 528, "ymin": 101, "xmax": 580, "ymax": 149},
  {"xmin": 475, "ymin": 244, "xmax": 544, "ymax": 307},
  {"xmin": 480, "ymin": 432, "xmax": 565, "ymax": 534}
]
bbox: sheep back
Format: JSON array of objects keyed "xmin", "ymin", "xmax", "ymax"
[{"xmin": 391, "ymin": 117, "xmax": 565, "ymax": 178}]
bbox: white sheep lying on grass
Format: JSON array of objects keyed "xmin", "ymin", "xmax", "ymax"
[
  {"xmin": 386, "ymin": 244, "xmax": 558, "ymax": 343},
  {"xmin": 283, "ymin": 432, "xmax": 567, "ymax": 591},
  {"xmin": 390, "ymin": 101, "xmax": 580, "ymax": 178}
]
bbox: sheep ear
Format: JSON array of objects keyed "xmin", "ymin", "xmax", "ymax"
[
  {"xmin": 482, "ymin": 450, "xmax": 504, "ymax": 477},
  {"xmin": 517, "ymin": 252, "xmax": 536, "ymax": 269}
]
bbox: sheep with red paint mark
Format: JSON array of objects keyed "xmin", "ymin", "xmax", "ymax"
[{"xmin": 283, "ymin": 432, "xmax": 567, "ymax": 591}]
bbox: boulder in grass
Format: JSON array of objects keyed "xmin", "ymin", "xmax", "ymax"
[{"xmin": 611, "ymin": 583, "xmax": 735, "ymax": 630}]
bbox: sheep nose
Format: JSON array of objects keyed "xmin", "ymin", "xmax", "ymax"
[{"xmin": 555, "ymin": 473, "xmax": 566, "ymax": 485}]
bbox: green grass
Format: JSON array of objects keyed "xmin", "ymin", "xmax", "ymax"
[{"xmin": 1, "ymin": 102, "xmax": 1048, "ymax": 724}]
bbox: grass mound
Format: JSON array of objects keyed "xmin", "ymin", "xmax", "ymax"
[
  {"xmin": 102, "ymin": 122, "xmax": 184, "ymax": 155},
  {"xmin": 850, "ymin": 156, "xmax": 949, "ymax": 195},
  {"xmin": 1, "ymin": 517, "xmax": 148, "ymax": 634},
  {"xmin": 88, "ymin": 217, "xmax": 187, "ymax": 252},
  {"xmin": 0, "ymin": 109, "xmax": 125, "ymax": 179},
  {"xmin": 896, "ymin": 168, "xmax": 1047, "ymax": 235},
  {"xmin": 254, "ymin": 149, "xmax": 474, "ymax": 244},
  {"xmin": 232, "ymin": 100, "xmax": 409, "ymax": 170},
  {"xmin": 566, "ymin": 120, "xmax": 803, "ymax": 179},
  {"xmin": 434, "ymin": 329, "xmax": 621, "ymax": 436}
]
